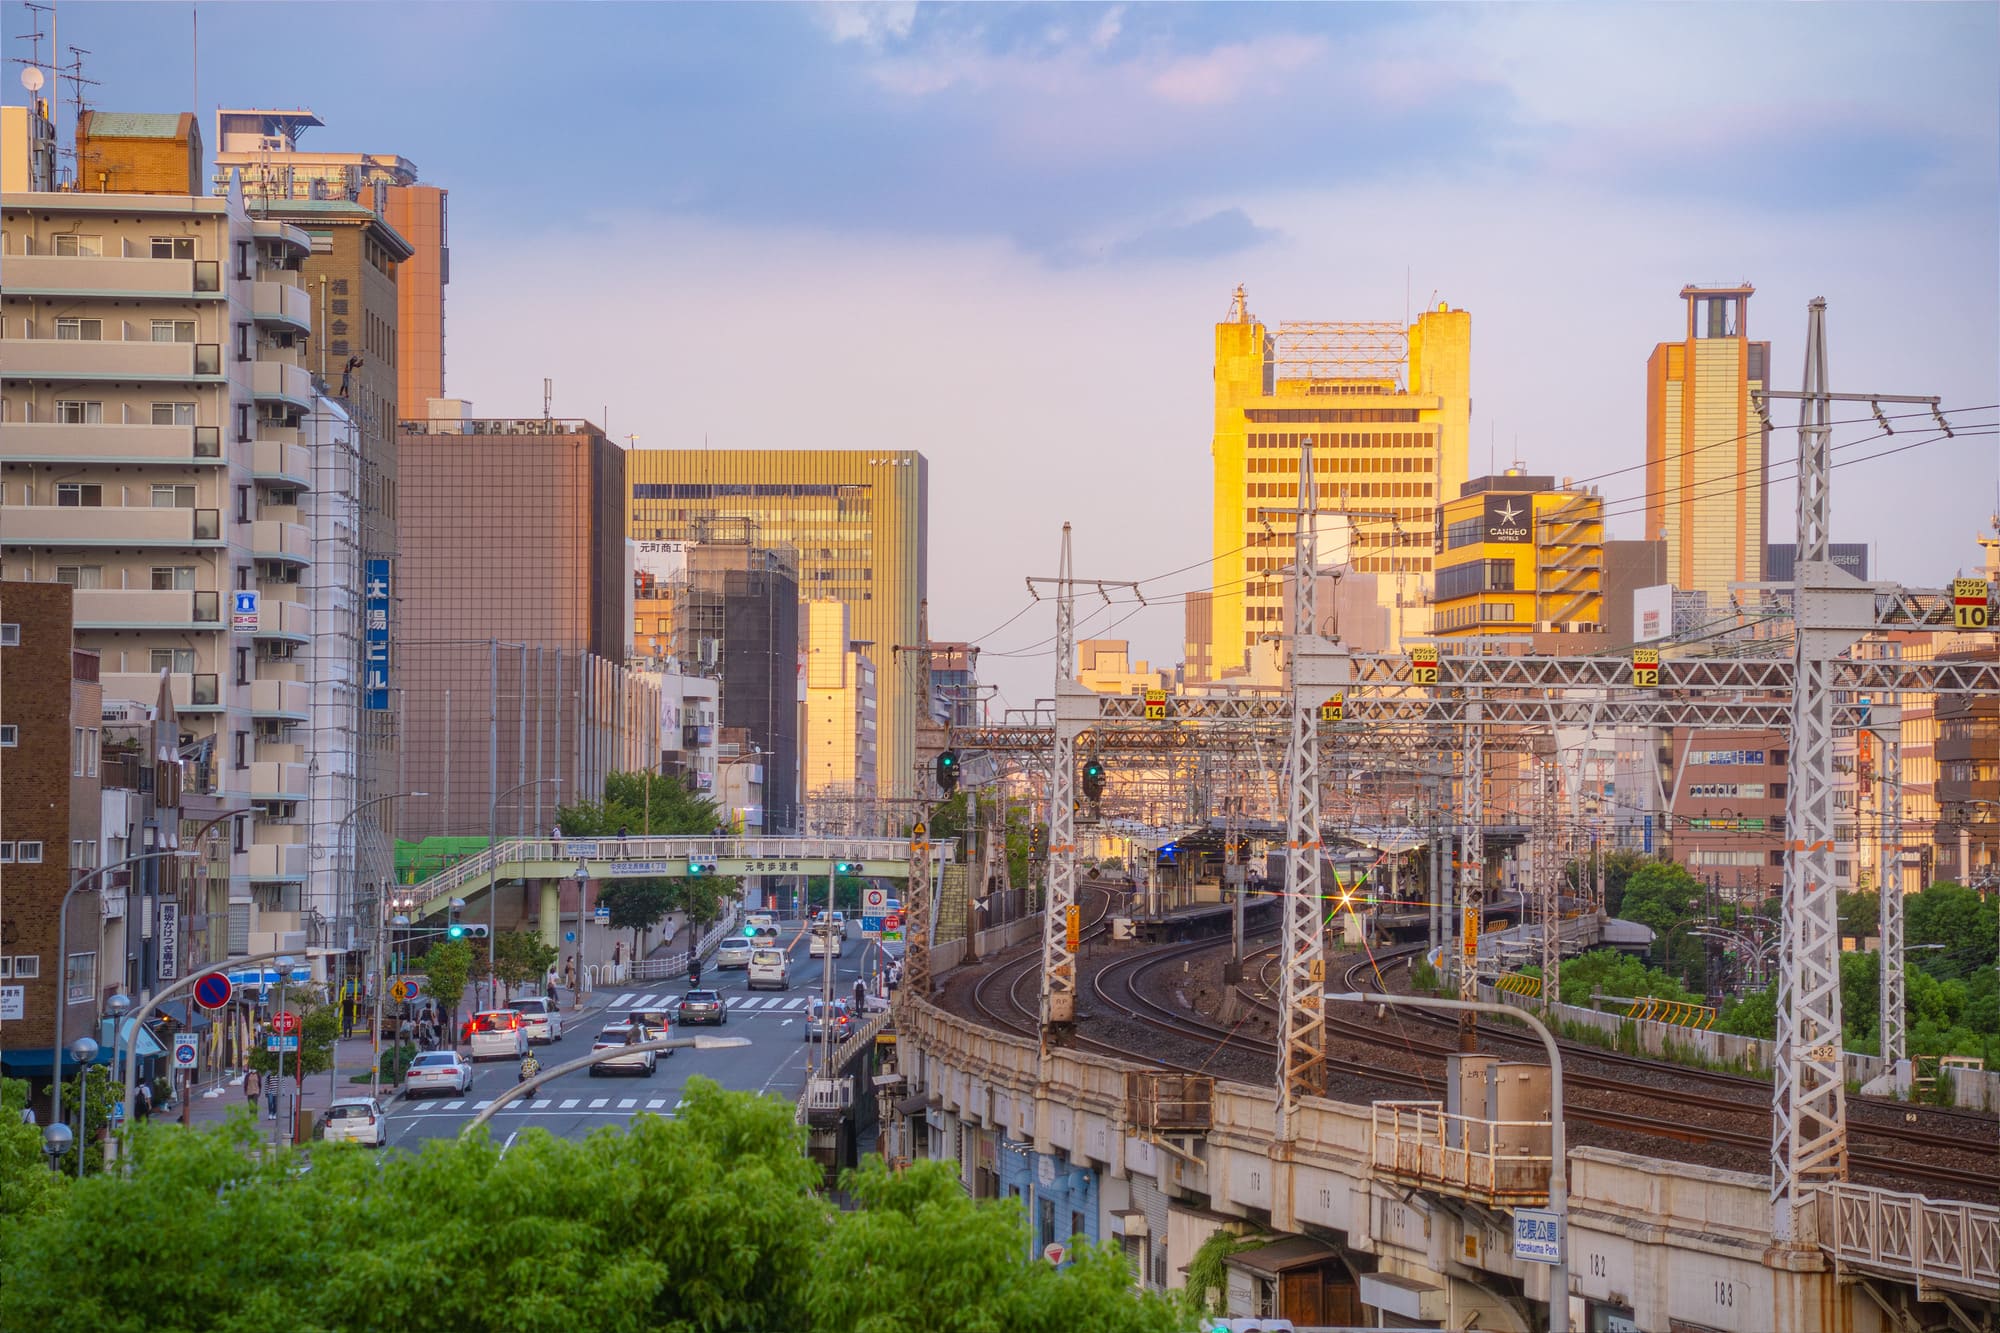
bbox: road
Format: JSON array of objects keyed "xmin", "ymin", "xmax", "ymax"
[{"xmin": 384, "ymin": 925, "xmax": 888, "ymax": 1149}]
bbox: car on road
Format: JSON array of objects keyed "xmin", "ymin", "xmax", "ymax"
[
  {"xmin": 748, "ymin": 947, "xmax": 790, "ymax": 990},
  {"xmin": 466, "ymin": 1010, "xmax": 528, "ymax": 1061},
  {"xmin": 589, "ymin": 1023, "xmax": 657, "ymax": 1077},
  {"xmin": 808, "ymin": 923, "xmax": 843, "ymax": 958},
  {"xmin": 319, "ymin": 1097, "xmax": 388, "ymax": 1147},
  {"xmin": 508, "ymin": 996, "xmax": 563, "ymax": 1045},
  {"xmin": 625, "ymin": 1008, "xmax": 674, "ymax": 1040},
  {"xmin": 677, "ymin": 989, "xmax": 727, "ymax": 1026},
  {"xmin": 715, "ymin": 937, "xmax": 754, "ymax": 970},
  {"xmin": 803, "ymin": 998, "xmax": 853, "ymax": 1043},
  {"xmin": 811, "ymin": 909, "xmax": 848, "ymax": 936},
  {"xmin": 403, "ymin": 1050, "xmax": 474, "ymax": 1099}
]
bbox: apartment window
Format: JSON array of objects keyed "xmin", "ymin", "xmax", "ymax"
[
  {"xmin": 152, "ymin": 401, "xmax": 197, "ymax": 426},
  {"xmin": 151, "ymin": 566, "xmax": 196, "ymax": 591},
  {"xmin": 152, "ymin": 483, "xmax": 196, "ymax": 509},
  {"xmin": 0, "ymin": 623, "xmax": 18, "ymax": 646},
  {"xmin": 54, "ymin": 564, "xmax": 103, "ymax": 588},
  {"xmin": 11, "ymin": 956, "xmax": 38, "ymax": 978},
  {"xmin": 237, "ymin": 404, "xmax": 252, "ymax": 442},
  {"xmin": 64, "ymin": 952, "xmax": 95, "ymax": 1005},
  {"xmin": 235, "ymin": 647, "xmax": 251, "ymax": 686},
  {"xmin": 150, "ymin": 648, "xmax": 195, "ymax": 674},
  {"xmin": 233, "ymin": 730, "xmax": 248, "ymax": 770},
  {"xmin": 55, "ymin": 317, "xmax": 103, "ymax": 341},
  {"xmin": 151, "ymin": 319, "xmax": 196, "ymax": 343},
  {"xmin": 151, "ymin": 237, "xmax": 195, "ymax": 260},
  {"xmin": 0, "ymin": 724, "xmax": 17, "ymax": 746},
  {"xmin": 236, "ymin": 485, "xmax": 251, "ymax": 523},
  {"xmin": 0, "ymin": 843, "xmax": 10, "ymax": 862},
  {"xmin": 16, "ymin": 841, "xmax": 43, "ymax": 863},
  {"xmin": 55, "ymin": 400, "xmax": 103, "ymax": 425},
  {"xmin": 53, "ymin": 234, "xmax": 103, "ymax": 256},
  {"xmin": 56, "ymin": 483, "xmax": 103, "ymax": 507}
]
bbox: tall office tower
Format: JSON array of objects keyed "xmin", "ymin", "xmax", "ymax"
[
  {"xmin": 626, "ymin": 450, "xmax": 928, "ymax": 801},
  {"xmin": 3, "ymin": 154, "xmax": 381, "ymax": 968},
  {"xmin": 927, "ymin": 643, "xmax": 980, "ymax": 726},
  {"xmin": 212, "ymin": 110, "xmax": 449, "ymax": 415},
  {"xmin": 802, "ymin": 599, "xmax": 878, "ymax": 807},
  {"xmin": 395, "ymin": 408, "xmax": 642, "ymax": 840},
  {"xmin": 1209, "ymin": 288, "xmax": 1470, "ymax": 671},
  {"xmin": 1645, "ymin": 284, "xmax": 1772, "ymax": 601}
]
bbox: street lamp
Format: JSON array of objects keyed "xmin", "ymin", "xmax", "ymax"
[
  {"xmin": 488, "ymin": 777, "xmax": 563, "ymax": 983},
  {"xmin": 65, "ymin": 1035, "xmax": 98, "ymax": 1179},
  {"xmin": 458, "ymin": 1034, "xmax": 750, "ymax": 1136},
  {"xmin": 101, "ymin": 992, "xmax": 132, "ymax": 1123},
  {"xmin": 571, "ymin": 860, "xmax": 590, "ymax": 1009},
  {"xmin": 1330, "ymin": 990, "xmax": 1570, "ymax": 1333},
  {"xmin": 41, "ymin": 1121, "xmax": 72, "ymax": 1173},
  {"xmin": 370, "ymin": 909, "xmax": 413, "ymax": 1102},
  {"xmin": 51, "ymin": 846, "xmax": 215, "ymax": 1131}
]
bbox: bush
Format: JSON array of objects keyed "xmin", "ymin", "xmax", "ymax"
[{"xmin": 377, "ymin": 1042, "xmax": 417, "ymax": 1083}]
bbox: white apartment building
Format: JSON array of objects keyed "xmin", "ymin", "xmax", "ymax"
[{"xmin": 2, "ymin": 177, "xmax": 380, "ymax": 971}]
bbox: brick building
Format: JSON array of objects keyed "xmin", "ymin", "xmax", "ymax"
[{"xmin": 74, "ymin": 111, "xmax": 202, "ymax": 195}]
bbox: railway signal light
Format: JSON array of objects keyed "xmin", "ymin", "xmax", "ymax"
[
  {"xmin": 1081, "ymin": 756, "xmax": 1106, "ymax": 799},
  {"xmin": 936, "ymin": 749, "xmax": 960, "ymax": 795}
]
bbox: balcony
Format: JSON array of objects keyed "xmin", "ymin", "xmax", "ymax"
[
  {"xmin": 251, "ymin": 280, "xmax": 311, "ymax": 330},
  {"xmin": 71, "ymin": 588, "xmax": 222, "ymax": 630},
  {"xmin": 250, "ymin": 677, "xmax": 311, "ymax": 719},
  {"xmin": 244, "ymin": 842, "xmax": 307, "ymax": 881},
  {"xmin": 250, "ymin": 219, "xmax": 312, "ymax": 259},
  {"xmin": 251, "ymin": 360, "xmax": 313, "ymax": 410},
  {"xmin": 249, "ymin": 519, "xmax": 311, "ymax": 564},
  {"xmin": 0, "ymin": 506, "xmax": 222, "ymax": 547},
  {"xmin": 0, "ymin": 338, "xmax": 222, "ymax": 383},
  {"xmin": 250, "ymin": 597, "xmax": 312, "ymax": 642},
  {"xmin": 4, "ymin": 254, "xmax": 224, "ymax": 300},
  {"xmin": 101, "ymin": 671, "xmax": 221, "ymax": 712},
  {"xmin": 249, "ymin": 760, "xmax": 310, "ymax": 800},
  {"xmin": 252, "ymin": 441, "xmax": 313, "ymax": 488},
  {"xmin": 2, "ymin": 422, "xmax": 223, "ymax": 465}
]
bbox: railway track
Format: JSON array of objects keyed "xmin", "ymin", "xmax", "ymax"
[{"xmin": 962, "ymin": 921, "xmax": 1993, "ymax": 1195}]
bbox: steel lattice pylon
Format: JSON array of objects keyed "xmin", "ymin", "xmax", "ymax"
[
  {"xmin": 1534, "ymin": 755, "xmax": 1562, "ymax": 1014},
  {"xmin": 1454, "ymin": 690, "xmax": 1484, "ymax": 1044},
  {"xmin": 1877, "ymin": 721, "xmax": 1905, "ymax": 1065},
  {"xmin": 903, "ymin": 811, "xmax": 933, "ymax": 1000}
]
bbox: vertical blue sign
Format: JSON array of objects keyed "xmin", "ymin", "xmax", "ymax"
[
  {"xmin": 1642, "ymin": 814, "xmax": 1654, "ymax": 854},
  {"xmin": 364, "ymin": 558, "xmax": 391, "ymax": 710}
]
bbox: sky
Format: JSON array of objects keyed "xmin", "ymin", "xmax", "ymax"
[{"xmin": 10, "ymin": 1, "xmax": 1997, "ymax": 713}]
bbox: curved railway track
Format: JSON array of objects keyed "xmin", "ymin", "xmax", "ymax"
[{"xmin": 962, "ymin": 919, "xmax": 1994, "ymax": 1194}]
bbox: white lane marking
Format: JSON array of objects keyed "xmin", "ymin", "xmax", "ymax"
[
  {"xmin": 589, "ymin": 1097, "xmax": 609, "ymax": 1108},
  {"xmin": 442, "ymin": 1100, "xmax": 465, "ymax": 1110},
  {"xmin": 674, "ymin": 1098, "xmax": 686, "ymax": 1110},
  {"xmin": 780, "ymin": 1018, "xmax": 795, "ymax": 1026},
  {"xmin": 500, "ymin": 1131, "xmax": 518, "ymax": 1158},
  {"xmin": 611, "ymin": 992, "xmax": 636, "ymax": 1007},
  {"xmin": 646, "ymin": 1099, "xmax": 667, "ymax": 1109},
  {"xmin": 781, "ymin": 998, "xmax": 806, "ymax": 1010},
  {"xmin": 475, "ymin": 1100, "xmax": 493, "ymax": 1109},
  {"xmin": 633, "ymin": 994, "xmax": 660, "ymax": 1008},
  {"xmin": 618, "ymin": 1098, "xmax": 637, "ymax": 1109},
  {"xmin": 560, "ymin": 1099, "xmax": 579, "ymax": 1109},
  {"xmin": 531, "ymin": 1099, "xmax": 551, "ymax": 1109}
]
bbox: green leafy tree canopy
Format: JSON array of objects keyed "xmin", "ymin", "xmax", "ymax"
[{"xmin": 247, "ymin": 1000, "xmax": 341, "ymax": 1088}]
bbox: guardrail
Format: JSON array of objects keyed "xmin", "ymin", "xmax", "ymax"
[
  {"xmin": 629, "ymin": 907, "xmax": 742, "ymax": 982},
  {"xmin": 1816, "ymin": 1182, "xmax": 2000, "ymax": 1301},
  {"xmin": 794, "ymin": 1008, "xmax": 895, "ymax": 1126},
  {"xmin": 1369, "ymin": 1100, "xmax": 1552, "ymax": 1206}
]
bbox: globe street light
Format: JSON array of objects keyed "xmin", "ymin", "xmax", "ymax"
[
  {"xmin": 101, "ymin": 993, "xmax": 132, "ymax": 1138},
  {"xmin": 65, "ymin": 1035, "xmax": 98, "ymax": 1179},
  {"xmin": 41, "ymin": 1121, "xmax": 72, "ymax": 1173}
]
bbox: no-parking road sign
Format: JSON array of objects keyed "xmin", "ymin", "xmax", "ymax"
[{"xmin": 192, "ymin": 971, "xmax": 233, "ymax": 1010}]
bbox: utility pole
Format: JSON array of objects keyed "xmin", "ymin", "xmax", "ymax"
[{"xmin": 1027, "ymin": 526, "xmax": 1140, "ymax": 1051}]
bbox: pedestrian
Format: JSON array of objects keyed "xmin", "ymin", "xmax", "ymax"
[
  {"xmin": 243, "ymin": 1068, "xmax": 262, "ymax": 1116},
  {"xmin": 853, "ymin": 978, "xmax": 867, "ymax": 1011},
  {"xmin": 617, "ymin": 825, "xmax": 630, "ymax": 843},
  {"xmin": 136, "ymin": 1081, "xmax": 153, "ymax": 1122},
  {"xmin": 552, "ymin": 821, "xmax": 563, "ymax": 841},
  {"xmin": 545, "ymin": 962, "xmax": 560, "ymax": 998},
  {"xmin": 563, "ymin": 954, "xmax": 576, "ymax": 990},
  {"xmin": 265, "ymin": 1073, "xmax": 279, "ymax": 1120},
  {"xmin": 612, "ymin": 939, "xmax": 624, "ymax": 968},
  {"xmin": 20, "ymin": 1101, "xmax": 36, "ymax": 1127}
]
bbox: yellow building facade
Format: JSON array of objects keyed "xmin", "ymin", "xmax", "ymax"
[
  {"xmin": 802, "ymin": 599, "xmax": 878, "ymax": 798},
  {"xmin": 626, "ymin": 449, "xmax": 925, "ymax": 799},
  {"xmin": 1208, "ymin": 289, "xmax": 1469, "ymax": 673},
  {"xmin": 1432, "ymin": 472, "xmax": 1605, "ymax": 638}
]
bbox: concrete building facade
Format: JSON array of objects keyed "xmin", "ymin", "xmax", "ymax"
[
  {"xmin": 626, "ymin": 449, "xmax": 927, "ymax": 800},
  {"xmin": 1209, "ymin": 288, "xmax": 1470, "ymax": 669},
  {"xmin": 1433, "ymin": 471, "xmax": 1604, "ymax": 641},
  {"xmin": 1645, "ymin": 284, "xmax": 1772, "ymax": 603}
]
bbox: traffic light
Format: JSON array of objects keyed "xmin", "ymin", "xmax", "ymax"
[
  {"xmin": 935, "ymin": 749, "xmax": 960, "ymax": 795},
  {"xmin": 447, "ymin": 923, "xmax": 489, "ymax": 941},
  {"xmin": 687, "ymin": 858, "xmax": 716, "ymax": 876},
  {"xmin": 1081, "ymin": 756, "xmax": 1106, "ymax": 800},
  {"xmin": 835, "ymin": 861, "xmax": 861, "ymax": 875}
]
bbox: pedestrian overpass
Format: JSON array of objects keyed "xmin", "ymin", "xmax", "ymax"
[{"xmin": 409, "ymin": 836, "xmax": 929, "ymax": 925}]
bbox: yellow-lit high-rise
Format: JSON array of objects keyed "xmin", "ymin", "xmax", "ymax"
[
  {"xmin": 626, "ymin": 450, "xmax": 926, "ymax": 801},
  {"xmin": 1207, "ymin": 288, "xmax": 1470, "ymax": 673}
]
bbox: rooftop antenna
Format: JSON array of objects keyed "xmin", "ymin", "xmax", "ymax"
[
  {"xmin": 11, "ymin": 3, "xmax": 52, "ymax": 99},
  {"xmin": 542, "ymin": 377, "xmax": 552, "ymax": 427},
  {"xmin": 59, "ymin": 45, "xmax": 100, "ymax": 190}
]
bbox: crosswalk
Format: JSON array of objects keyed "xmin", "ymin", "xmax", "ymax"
[
  {"xmin": 410, "ymin": 1095, "xmax": 683, "ymax": 1116},
  {"xmin": 606, "ymin": 991, "xmax": 814, "ymax": 1012}
]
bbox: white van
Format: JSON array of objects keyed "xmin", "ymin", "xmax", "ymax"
[
  {"xmin": 808, "ymin": 923, "xmax": 842, "ymax": 959},
  {"xmin": 747, "ymin": 947, "xmax": 790, "ymax": 991}
]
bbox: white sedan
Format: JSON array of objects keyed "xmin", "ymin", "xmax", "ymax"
[
  {"xmin": 590, "ymin": 1024, "xmax": 657, "ymax": 1077},
  {"xmin": 403, "ymin": 1051, "xmax": 473, "ymax": 1099}
]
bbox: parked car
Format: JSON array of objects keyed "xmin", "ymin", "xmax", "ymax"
[
  {"xmin": 403, "ymin": 1050, "xmax": 473, "ymax": 1099},
  {"xmin": 715, "ymin": 937, "xmax": 755, "ymax": 970},
  {"xmin": 319, "ymin": 1097, "xmax": 388, "ymax": 1147},
  {"xmin": 677, "ymin": 988, "xmax": 727, "ymax": 1026},
  {"xmin": 803, "ymin": 998, "xmax": 853, "ymax": 1043},
  {"xmin": 508, "ymin": 997, "xmax": 563, "ymax": 1045},
  {"xmin": 590, "ymin": 1023, "xmax": 657, "ymax": 1077},
  {"xmin": 748, "ymin": 947, "xmax": 790, "ymax": 990},
  {"xmin": 465, "ymin": 1010, "xmax": 528, "ymax": 1061}
]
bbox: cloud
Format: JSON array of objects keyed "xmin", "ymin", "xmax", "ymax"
[
  {"xmin": 1089, "ymin": 209, "xmax": 1282, "ymax": 265},
  {"xmin": 1146, "ymin": 35, "xmax": 1327, "ymax": 107},
  {"xmin": 814, "ymin": 1, "xmax": 918, "ymax": 48}
]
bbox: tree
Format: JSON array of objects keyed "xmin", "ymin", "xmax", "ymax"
[
  {"xmin": 247, "ymin": 1000, "xmax": 341, "ymax": 1094},
  {"xmin": 423, "ymin": 937, "xmax": 474, "ymax": 1035},
  {"xmin": 1837, "ymin": 890, "xmax": 1880, "ymax": 945},
  {"xmin": 556, "ymin": 770, "xmax": 724, "ymax": 839},
  {"xmin": 598, "ymin": 877, "xmax": 675, "ymax": 955},
  {"xmin": 0, "ymin": 1077, "xmax": 65, "ymax": 1229},
  {"xmin": 807, "ymin": 1157, "xmax": 1193, "ymax": 1333},
  {"xmin": 486, "ymin": 930, "xmax": 558, "ymax": 1003},
  {"xmin": 1616, "ymin": 862, "xmax": 1705, "ymax": 940},
  {"xmin": 1576, "ymin": 850, "xmax": 1652, "ymax": 917}
]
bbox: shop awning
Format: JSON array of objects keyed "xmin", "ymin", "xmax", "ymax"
[
  {"xmin": 99, "ymin": 1016, "xmax": 166, "ymax": 1059},
  {"xmin": 895, "ymin": 1091, "xmax": 935, "ymax": 1117}
]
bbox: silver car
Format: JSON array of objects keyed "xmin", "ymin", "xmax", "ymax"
[
  {"xmin": 589, "ymin": 1024, "xmax": 657, "ymax": 1078},
  {"xmin": 404, "ymin": 1050, "xmax": 473, "ymax": 1099},
  {"xmin": 508, "ymin": 997, "xmax": 563, "ymax": 1045},
  {"xmin": 715, "ymin": 938, "xmax": 754, "ymax": 970}
]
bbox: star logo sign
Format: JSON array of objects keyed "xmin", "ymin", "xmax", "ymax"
[{"xmin": 1495, "ymin": 501, "xmax": 1523, "ymax": 526}]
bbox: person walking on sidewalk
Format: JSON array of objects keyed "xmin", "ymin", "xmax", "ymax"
[
  {"xmin": 265, "ymin": 1074, "xmax": 280, "ymax": 1120},
  {"xmin": 243, "ymin": 1069, "xmax": 262, "ymax": 1117}
]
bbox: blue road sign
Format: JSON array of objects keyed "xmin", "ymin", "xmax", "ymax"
[
  {"xmin": 192, "ymin": 971, "xmax": 233, "ymax": 1009},
  {"xmin": 860, "ymin": 916, "xmax": 885, "ymax": 934}
]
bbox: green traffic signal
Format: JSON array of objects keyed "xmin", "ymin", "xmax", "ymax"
[{"xmin": 447, "ymin": 924, "xmax": 466, "ymax": 940}]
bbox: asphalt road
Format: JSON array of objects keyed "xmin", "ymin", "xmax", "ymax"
[{"xmin": 384, "ymin": 927, "xmax": 887, "ymax": 1150}]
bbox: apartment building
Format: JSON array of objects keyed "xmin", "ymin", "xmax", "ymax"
[
  {"xmin": 1208, "ymin": 288, "xmax": 1471, "ymax": 668},
  {"xmin": 802, "ymin": 599, "xmax": 878, "ymax": 802},
  {"xmin": 1, "ymin": 161, "xmax": 368, "ymax": 970}
]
